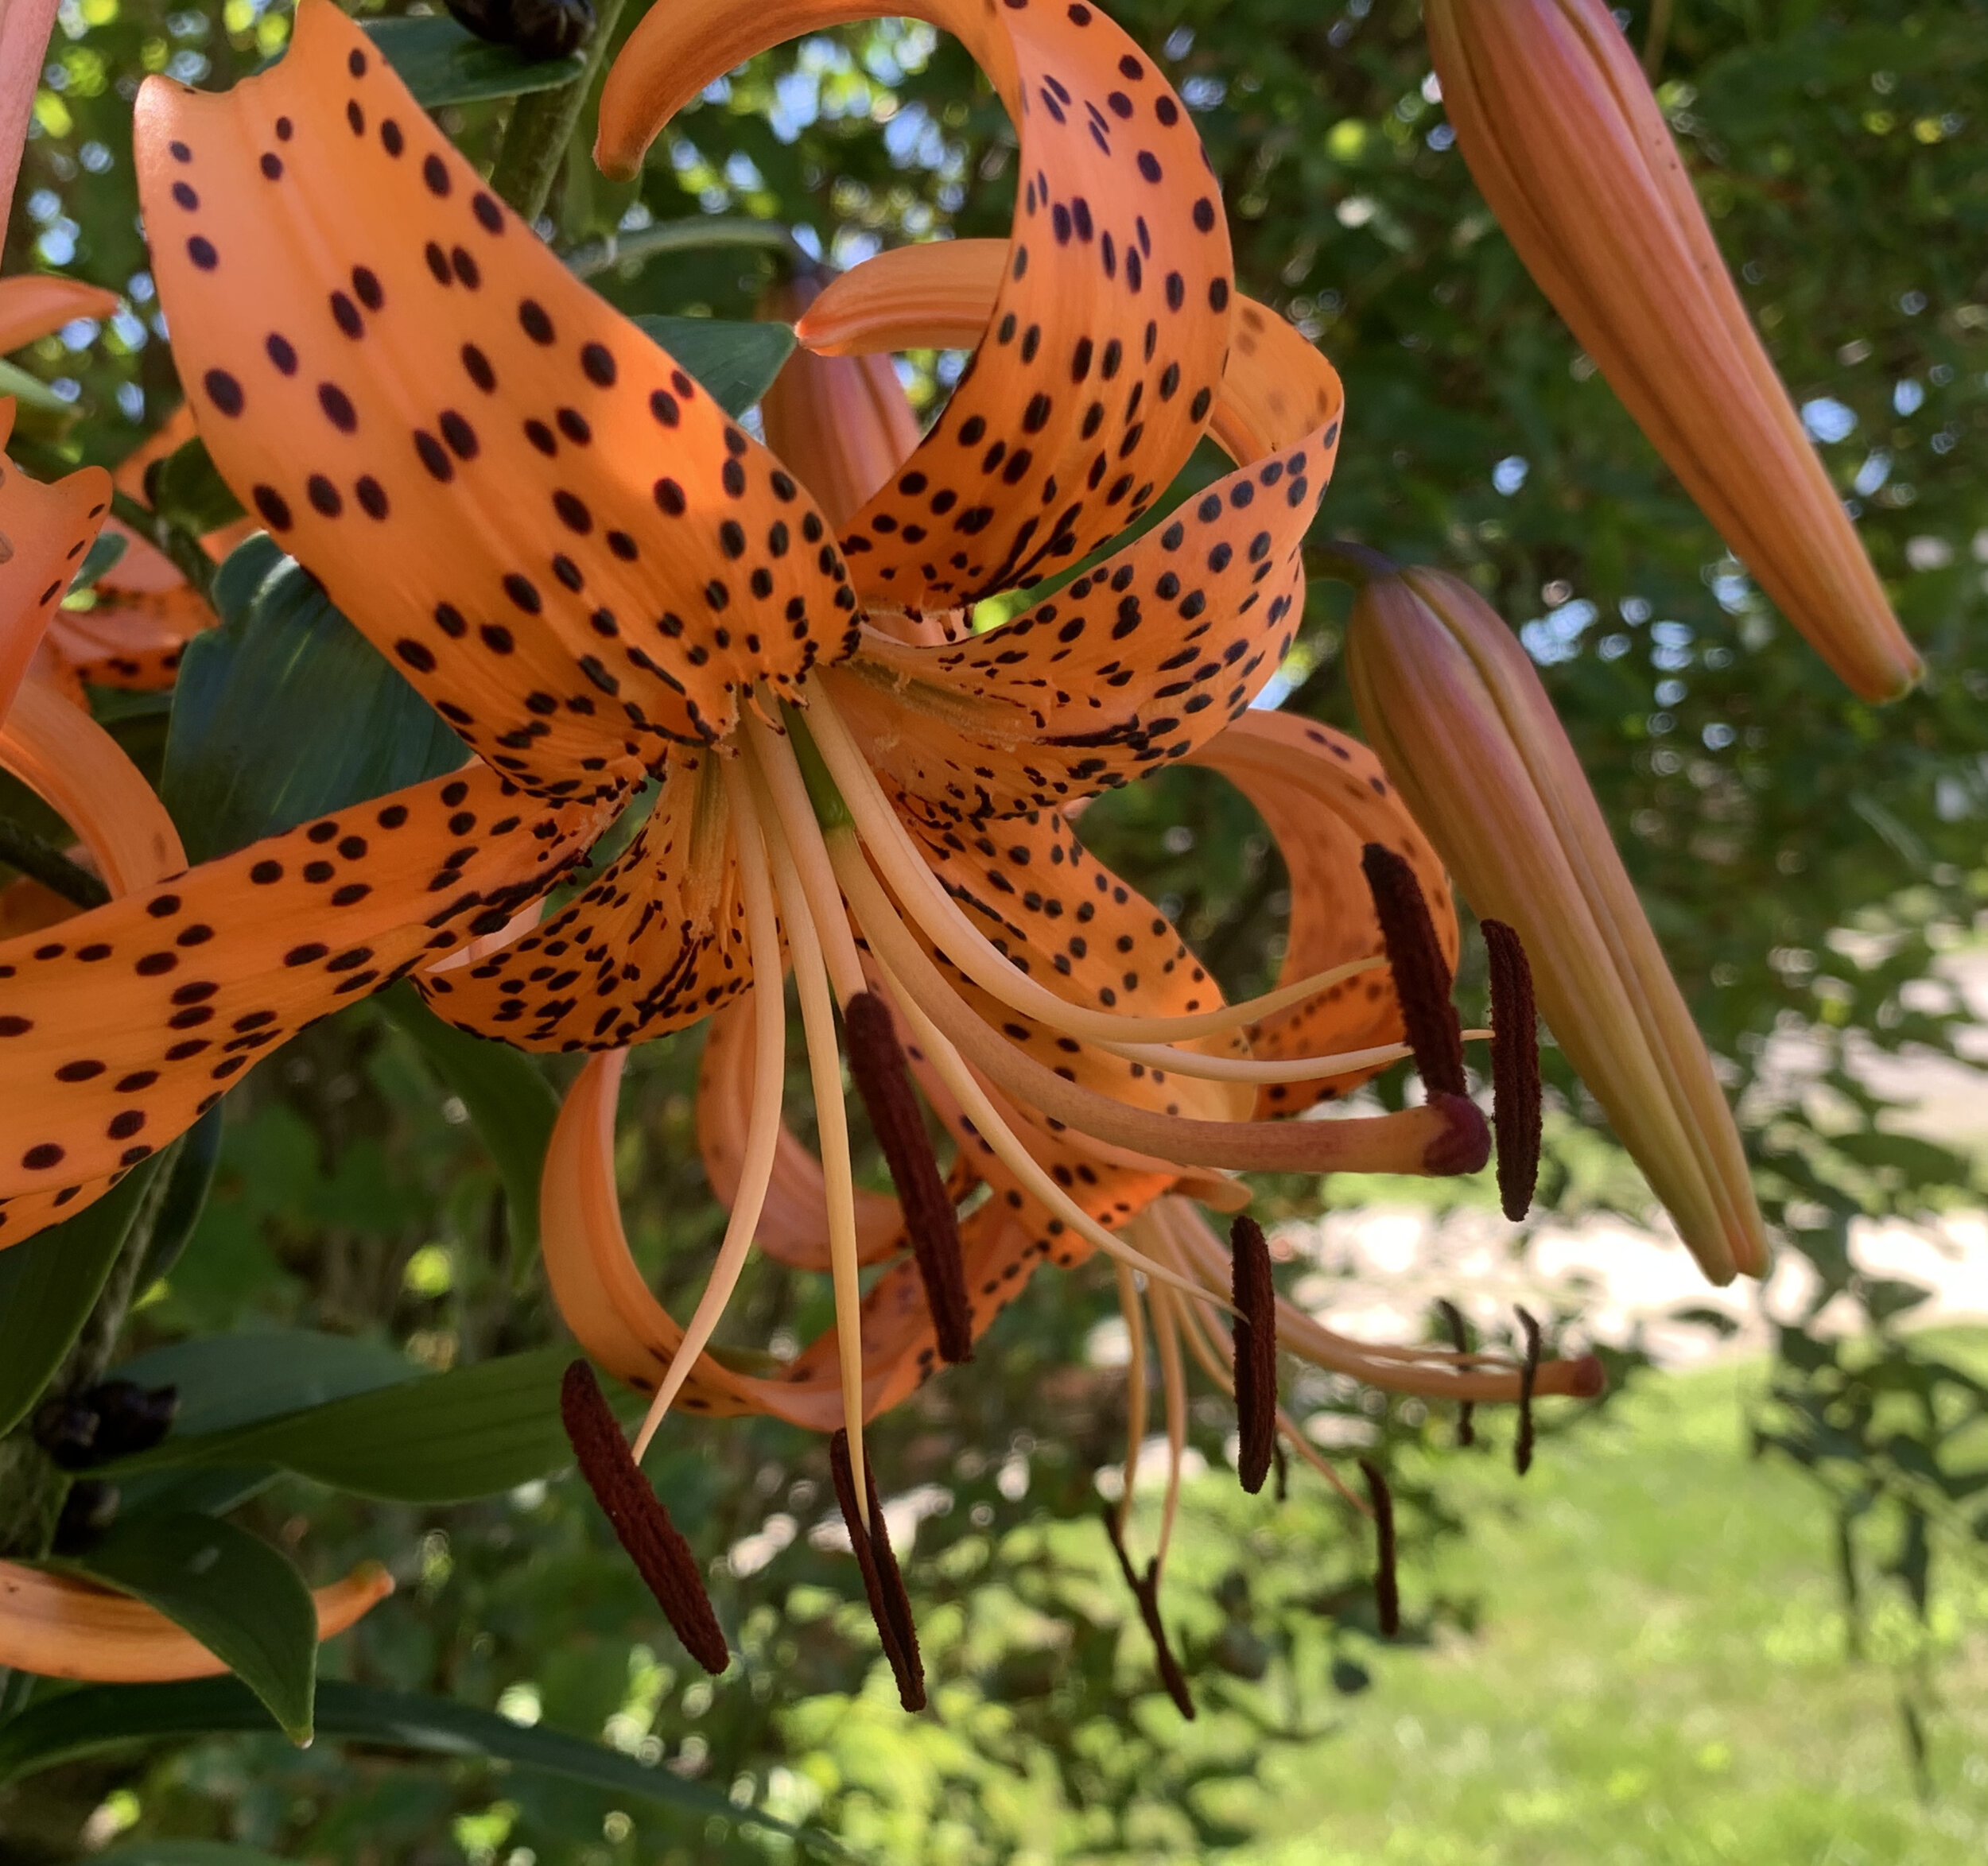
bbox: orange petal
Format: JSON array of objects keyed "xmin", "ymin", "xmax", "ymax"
[
  {"xmin": 136, "ymin": 0, "xmax": 855, "ymax": 785},
  {"xmin": 45, "ymin": 581, "xmax": 214, "ymax": 691},
  {"xmin": 0, "ymin": 274, "xmax": 120, "ymax": 355},
  {"xmin": 696, "ymin": 989, "xmax": 905, "ymax": 1270},
  {"xmin": 1188, "ymin": 711, "xmax": 1458, "ymax": 1116},
  {"xmin": 1, "ymin": 440, "xmax": 112, "ymax": 716},
  {"xmin": 0, "ymin": 1558, "xmax": 391, "ymax": 1682},
  {"xmin": 601, "ymin": 1, "xmax": 1232, "ymax": 615},
  {"xmin": 416, "ymin": 748, "xmax": 748, "ymax": 1050},
  {"xmin": 0, "ymin": 677, "xmax": 186, "ymax": 896},
  {"xmin": 0, "ymin": 763, "xmax": 610, "ymax": 1236},
  {"xmin": 1425, "ymin": 0, "xmax": 1917, "ymax": 703}
]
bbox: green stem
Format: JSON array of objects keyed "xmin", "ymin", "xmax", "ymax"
[
  {"xmin": 489, "ymin": 0, "xmax": 633, "ymax": 226},
  {"xmin": 1310, "ymin": 537, "xmax": 1401, "ymax": 585},
  {"xmin": 563, "ymin": 215, "xmax": 806, "ymax": 281},
  {"xmin": 0, "ymin": 817, "xmax": 110, "ymax": 909},
  {"xmin": 109, "ymin": 488, "xmax": 215, "ymax": 607}
]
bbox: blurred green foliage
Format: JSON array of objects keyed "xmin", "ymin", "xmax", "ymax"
[{"xmin": 3, "ymin": 0, "xmax": 1987, "ymax": 1858}]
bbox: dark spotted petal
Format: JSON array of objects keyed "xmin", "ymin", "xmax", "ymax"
[
  {"xmin": 598, "ymin": 0, "xmax": 1233, "ymax": 614},
  {"xmin": 135, "ymin": 0, "xmax": 856, "ymax": 792},
  {"xmin": 2, "ymin": 408, "xmax": 112, "ymax": 716}
]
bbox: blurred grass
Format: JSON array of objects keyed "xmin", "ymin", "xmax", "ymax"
[{"xmin": 1225, "ymin": 1348, "xmax": 1988, "ymax": 1866}]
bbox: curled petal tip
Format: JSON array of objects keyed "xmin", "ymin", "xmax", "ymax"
[{"xmin": 1422, "ymin": 1092, "xmax": 1491, "ymax": 1177}]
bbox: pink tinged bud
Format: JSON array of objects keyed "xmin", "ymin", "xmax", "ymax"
[
  {"xmin": 1425, "ymin": 0, "xmax": 1920, "ymax": 704},
  {"xmin": 1347, "ymin": 568, "xmax": 1768, "ymax": 1286}
]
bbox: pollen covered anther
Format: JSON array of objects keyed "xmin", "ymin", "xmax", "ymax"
[
  {"xmin": 1514, "ymin": 1306, "xmax": 1543, "ymax": 1476},
  {"xmin": 1230, "ymin": 1214, "xmax": 1277, "ymax": 1495},
  {"xmin": 1103, "ymin": 1507, "xmax": 1195, "ymax": 1720},
  {"xmin": 558, "ymin": 1361, "xmax": 728, "ymax": 1675},
  {"xmin": 1360, "ymin": 843, "xmax": 1466, "ymax": 1098},
  {"xmin": 1482, "ymin": 918, "xmax": 1543, "ymax": 1221},
  {"xmin": 843, "ymin": 989, "xmax": 972, "ymax": 1364},
  {"xmin": 829, "ymin": 1429, "xmax": 926, "ymax": 1712},
  {"xmin": 1358, "ymin": 1458, "xmax": 1400, "ymax": 1638},
  {"xmin": 1435, "ymin": 1297, "xmax": 1477, "ymax": 1448}
]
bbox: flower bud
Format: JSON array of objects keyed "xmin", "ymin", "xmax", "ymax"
[
  {"xmin": 1347, "ymin": 566, "xmax": 1767, "ymax": 1285},
  {"xmin": 1426, "ymin": 0, "xmax": 1920, "ymax": 703}
]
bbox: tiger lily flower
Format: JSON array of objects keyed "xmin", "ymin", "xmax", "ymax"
[
  {"xmin": 1346, "ymin": 565, "xmax": 1769, "ymax": 1286},
  {"xmin": 1423, "ymin": 0, "xmax": 1920, "ymax": 704},
  {"xmin": 0, "ymin": 1556, "xmax": 390, "ymax": 1682}
]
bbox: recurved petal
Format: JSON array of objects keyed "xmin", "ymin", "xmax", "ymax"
[
  {"xmin": 0, "ymin": 1558, "xmax": 391, "ymax": 1682},
  {"xmin": 0, "ymin": 763, "xmax": 608, "ymax": 1236},
  {"xmin": 137, "ymin": 0, "xmax": 856, "ymax": 787},
  {"xmin": 601, "ymin": 0, "xmax": 1231, "ymax": 615},
  {"xmin": 45, "ymin": 580, "xmax": 213, "ymax": 691},
  {"xmin": 416, "ymin": 748, "xmax": 748, "ymax": 1051},
  {"xmin": 0, "ymin": 275, "xmax": 120, "ymax": 355},
  {"xmin": 697, "ymin": 990, "xmax": 905, "ymax": 1269},
  {"xmin": 1188, "ymin": 711, "xmax": 1457, "ymax": 1116},
  {"xmin": 0, "ymin": 432, "xmax": 112, "ymax": 716}
]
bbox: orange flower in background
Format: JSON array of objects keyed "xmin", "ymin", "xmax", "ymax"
[
  {"xmin": 1423, "ymin": 0, "xmax": 1922, "ymax": 704},
  {"xmin": 1346, "ymin": 565, "xmax": 1768, "ymax": 1286}
]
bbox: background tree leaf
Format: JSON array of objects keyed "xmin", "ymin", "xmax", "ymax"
[
  {"xmin": 631, "ymin": 314, "xmax": 797, "ymax": 418},
  {"xmin": 143, "ymin": 436, "xmax": 245, "ymax": 536},
  {"xmin": 159, "ymin": 536, "xmax": 466, "ymax": 863},
  {"xmin": 59, "ymin": 1512, "xmax": 321, "ymax": 1744},
  {"xmin": 94, "ymin": 1845, "xmax": 292, "ymax": 1866},
  {"xmin": 362, "ymin": 15, "xmax": 587, "ymax": 109}
]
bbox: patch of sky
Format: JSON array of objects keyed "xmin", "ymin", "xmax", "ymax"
[
  {"xmin": 1650, "ymin": 620, "xmax": 1695, "ymax": 670},
  {"xmin": 1853, "ymin": 451, "xmax": 1892, "ymax": 497},
  {"xmin": 1893, "ymin": 378, "xmax": 1925, "ymax": 416},
  {"xmin": 1492, "ymin": 454, "xmax": 1528, "ymax": 495},
  {"xmin": 1800, "ymin": 396, "xmax": 1857, "ymax": 444},
  {"xmin": 1520, "ymin": 597, "xmax": 1598, "ymax": 665}
]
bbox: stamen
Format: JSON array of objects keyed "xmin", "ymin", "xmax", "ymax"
[
  {"xmin": 1482, "ymin": 919, "xmax": 1542, "ymax": 1221},
  {"xmin": 804, "ymin": 682, "xmax": 1389, "ymax": 1044},
  {"xmin": 1102, "ymin": 1507, "xmax": 1195, "ymax": 1720},
  {"xmin": 1360, "ymin": 843, "xmax": 1466, "ymax": 1097},
  {"xmin": 1273, "ymin": 1437, "xmax": 1290, "ymax": 1503},
  {"xmin": 631, "ymin": 764, "xmax": 788, "ymax": 1461},
  {"xmin": 829, "ymin": 1429, "xmax": 926, "ymax": 1712},
  {"xmin": 1357, "ymin": 1457, "xmax": 1400, "ymax": 1639},
  {"xmin": 560, "ymin": 1361, "xmax": 728, "ymax": 1675},
  {"xmin": 1436, "ymin": 1298, "xmax": 1477, "ymax": 1448},
  {"xmin": 1150, "ymin": 1281, "xmax": 1189, "ymax": 1567},
  {"xmin": 1092, "ymin": 1030, "xmax": 1494, "ymax": 1087},
  {"xmin": 1515, "ymin": 1305, "xmax": 1543, "ymax": 1476},
  {"xmin": 1230, "ymin": 1215, "xmax": 1277, "ymax": 1495},
  {"xmin": 1112, "ymin": 1260, "xmax": 1151, "ymax": 1540},
  {"xmin": 844, "ymin": 989, "xmax": 973, "ymax": 1364},
  {"xmin": 743, "ymin": 710, "xmax": 867, "ymax": 1003}
]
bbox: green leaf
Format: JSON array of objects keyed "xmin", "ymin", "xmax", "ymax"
[
  {"xmin": 0, "ymin": 1679, "xmax": 844, "ymax": 1856},
  {"xmin": 131, "ymin": 1102, "xmax": 225, "ymax": 1295},
  {"xmin": 632, "ymin": 314, "xmax": 796, "ymax": 418},
  {"xmin": 100, "ymin": 1346, "xmax": 627, "ymax": 1503},
  {"xmin": 161, "ymin": 535, "xmax": 465, "ymax": 862},
  {"xmin": 144, "ymin": 436, "xmax": 247, "ymax": 536},
  {"xmin": 379, "ymin": 983, "xmax": 559, "ymax": 1251},
  {"xmin": 61, "ymin": 1513, "xmax": 320, "ymax": 1744},
  {"xmin": 0, "ymin": 1159, "xmax": 163, "ymax": 1438},
  {"xmin": 113, "ymin": 1329, "xmax": 422, "ymax": 1439},
  {"xmin": 94, "ymin": 1845, "xmax": 293, "ymax": 1866},
  {"xmin": 363, "ymin": 16, "xmax": 587, "ymax": 107},
  {"xmin": 0, "ymin": 356, "xmax": 68, "ymax": 417},
  {"xmin": 69, "ymin": 527, "xmax": 128, "ymax": 595}
]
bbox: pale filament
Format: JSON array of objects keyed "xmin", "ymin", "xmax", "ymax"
[
  {"xmin": 751, "ymin": 757, "xmax": 873, "ymax": 1526},
  {"xmin": 631, "ymin": 761, "xmax": 789, "ymax": 1461},
  {"xmin": 1112, "ymin": 1260, "xmax": 1151, "ymax": 1544},
  {"xmin": 801, "ymin": 681, "xmax": 1391, "ymax": 1045},
  {"xmin": 1148, "ymin": 1280, "xmax": 1189, "ymax": 1569},
  {"xmin": 1092, "ymin": 1030, "xmax": 1493, "ymax": 1086}
]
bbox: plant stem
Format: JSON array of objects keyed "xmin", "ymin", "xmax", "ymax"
[
  {"xmin": 108, "ymin": 487, "xmax": 215, "ymax": 606},
  {"xmin": 1310, "ymin": 537, "xmax": 1401, "ymax": 584},
  {"xmin": 563, "ymin": 215, "xmax": 805, "ymax": 281},
  {"xmin": 0, "ymin": 817, "xmax": 109, "ymax": 908},
  {"xmin": 489, "ymin": 0, "xmax": 633, "ymax": 226}
]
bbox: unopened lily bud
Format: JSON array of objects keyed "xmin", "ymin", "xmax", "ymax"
[
  {"xmin": 1346, "ymin": 567, "xmax": 1767, "ymax": 1286},
  {"xmin": 1425, "ymin": 0, "xmax": 1920, "ymax": 704}
]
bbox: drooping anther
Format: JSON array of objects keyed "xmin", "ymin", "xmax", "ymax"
[
  {"xmin": 1230, "ymin": 1215, "xmax": 1277, "ymax": 1495},
  {"xmin": 844, "ymin": 990, "xmax": 973, "ymax": 1364},
  {"xmin": 1272, "ymin": 1436, "xmax": 1290, "ymax": 1504},
  {"xmin": 1102, "ymin": 1507, "xmax": 1195, "ymax": 1719},
  {"xmin": 1481, "ymin": 919, "xmax": 1543, "ymax": 1221},
  {"xmin": 829, "ymin": 1429, "xmax": 926, "ymax": 1712},
  {"xmin": 1435, "ymin": 1298, "xmax": 1476, "ymax": 1449},
  {"xmin": 1360, "ymin": 843, "xmax": 1466, "ymax": 1097},
  {"xmin": 560, "ymin": 1360, "xmax": 729, "ymax": 1674},
  {"xmin": 1357, "ymin": 1459, "xmax": 1400, "ymax": 1638},
  {"xmin": 1514, "ymin": 1306, "xmax": 1543, "ymax": 1476}
]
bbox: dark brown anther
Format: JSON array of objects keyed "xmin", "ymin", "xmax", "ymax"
[
  {"xmin": 559, "ymin": 1361, "xmax": 729, "ymax": 1674},
  {"xmin": 1360, "ymin": 843, "xmax": 1466, "ymax": 1097},
  {"xmin": 1358, "ymin": 1459, "xmax": 1400, "ymax": 1638},
  {"xmin": 1272, "ymin": 1436, "xmax": 1290, "ymax": 1503},
  {"xmin": 1230, "ymin": 1214, "xmax": 1277, "ymax": 1494},
  {"xmin": 1435, "ymin": 1297, "xmax": 1476, "ymax": 1448},
  {"xmin": 1102, "ymin": 1508, "xmax": 1195, "ymax": 1719},
  {"xmin": 844, "ymin": 990, "xmax": 973, "ymax": 1364},
  {"xmin": 1514, "ymin": 1305, "xmax": 1543, "ymax": 1476},
  {"xmin": 1481, "ymin": 919, "xmax": 1543, "ymax": 1222},
  {"xmin": 829, "ymin": 1430, "xmax": 926, "ymax": 1712}
]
